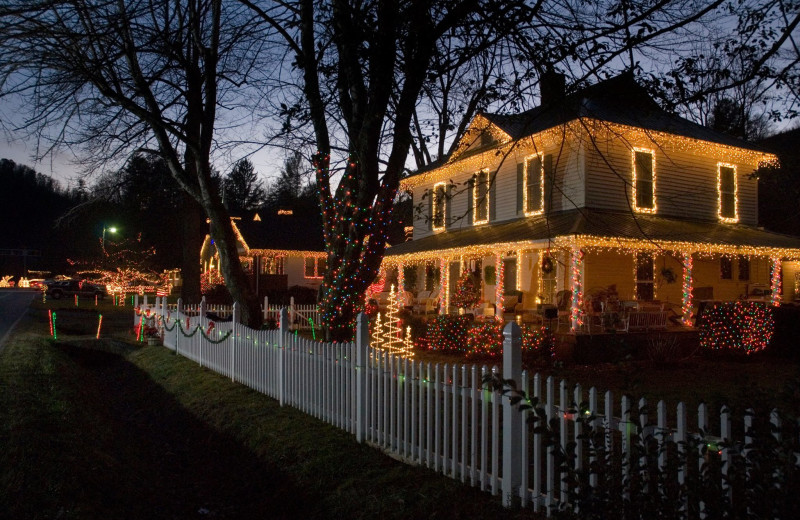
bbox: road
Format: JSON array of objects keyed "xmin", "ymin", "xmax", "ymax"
[{"xmin": 0, "ymin": 289, "xmax": 34, "ymax": 352}]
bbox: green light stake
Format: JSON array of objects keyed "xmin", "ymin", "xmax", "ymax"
[
  {"xmin": 138, "ymin": 315, "xmax": 145, "ymax": 342},
  {"xmin": 52, "ymin": 312, "xmax": 57, "ymax": 340},
  {"xmin": 308, "ymin": 317, "xmax": 316, "ymax": 340}
]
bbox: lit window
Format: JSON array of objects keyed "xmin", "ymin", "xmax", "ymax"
[
  {"xmin": 718, "ymin": 163, "xmax": 738, "ymax": 222},
  {"xmin": 304, "ymin": 256, "xmax": 326, "ymax": 279},
  {"xmin": 473, "ymin": 170, "xmax": 489, "ymax": 224},
  {"xmin": 432, "ymin": 182, "xmax": 446, "ymax": 231},
  {"xmin": 720, "ymin": 256, "xmax": 733, "ymax": 280},
  {"xmin": 635, "ymin": 252, "xmax": 655, "ymax": 300},
  {"xmin": 632, "ymin": 148, "xmax": 656, "ymax": 213},
  {"xmin": 524, "ymin": 154, "xmax": 544, "ymax": 215},
  {"xmin": 262, "ymin": 256, "xmax": 284, "ymax": 275},
  {"xmin": 503, "ymin": 256, "xmax": 518, "ymax": 294}
]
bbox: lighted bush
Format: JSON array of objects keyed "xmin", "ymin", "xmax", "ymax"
[
  {"xmin": 465, "ymin": 322, "xmax": 554, "ymax": 363},
  {"xmin": 419, "ymin": 317, "xmax": 553, "ymax": 363},
  {"xmin": 699, "ymin": 301, "xmax": 774, "ymax": 355},
  {"xmin": 418, "ymin": 315, "xmax": 473, "ymax": 353}
]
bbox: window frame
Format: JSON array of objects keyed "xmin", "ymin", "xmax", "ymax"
[
  {"xmin": 473, "ymin": 169, "xmax": 490, "ymax": 225},
  {"xmin": 304, "ymin": 255, "xmax": 326, "ymax": 279},
  {"xmin": 717, "ymin": 162, "xmax": 738, "ymax": 223},
  {"xmin": 720, "ymin": 256, "xmax": 733, "ymax": 280},
  {"xmin": 632, "ymin": 147, "xmax": 657, "ymax": 213},
  {"xmin": 524, "ymin": 153, "xmax": 545, "ymax": 216},
  {"xmin": 634, "ymin": 251, "xmax": 655, "ymax": 301},
  {"xmin": 738, "ymin": 256, "xmax": 750, "ymax": 281},
  {"xmin": 432, "ymin": 182, "xmax": 446, "ymax": 232}
]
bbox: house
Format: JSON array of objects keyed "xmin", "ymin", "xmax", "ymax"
[
  {"xmin": 200, "ymin": 209, "xmax": 326, "ymax": 298},
  {"xmin": 382, "ymin": 72, "xmax": 800, "ymax": 331}
]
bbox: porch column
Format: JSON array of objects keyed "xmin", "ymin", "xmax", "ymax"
[
  {"xmin": 439, "ymin": 257, "xmax": 448, "ymax": 315},
  {"xmin": 681, "ymin": 252, "xmax": 694, "ymax": 325},
  {"xmin": 397, "ymin": 263, "xmax": 405, "ymax": 306},
  {"xmin": 569, "ymin": 248, "xmax": 584, "ymax": 333},
  {"xmin": 495, "ymin": 253, "xmax": 504, "ymax": 319},
  {"xmin": 770, "ymin": 257, "xmax": 782, "ymax": 306}
]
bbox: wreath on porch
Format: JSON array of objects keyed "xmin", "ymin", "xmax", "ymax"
[{"xmin": 541, "ymin": 255, "xmax": 554, "ymax": 274}]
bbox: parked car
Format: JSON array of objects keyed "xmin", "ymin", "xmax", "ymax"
[{"xmin": 45, "ymin": 280, "xmax": 108, "ymax": 300}]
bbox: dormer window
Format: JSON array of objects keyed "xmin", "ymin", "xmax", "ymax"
[
  {"xmin": 632, "ymin": 148, "xmax": 656, "ymax": 213},
  {"xmin": 480, "ymin": 129, "xmax": 494, "ymax": 147},
  {"xmin": 524, "ymin": 153, "xmax": 544, "ymax": 215},
  {"xmin": 718, "ymin": 163, "xmax": 738, "ymax": 223},
  {"xmin": 432, "ymin": 182, "xmax": 446, "ymax": 231},
  {"xmin": 473, "ymin": 169, "xmax": 489, "ymax": 224}
]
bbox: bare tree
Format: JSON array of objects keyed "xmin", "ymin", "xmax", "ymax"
[{"xmin": 0, "ymin": 0, "xmax": 267, "ymax": 325}]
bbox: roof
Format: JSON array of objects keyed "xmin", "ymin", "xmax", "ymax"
[
  {"xmin": 234, "ymin": 210, "xmax": 325, "ymax": 252},
  {"xmin": 384, "ymin": 209, "xmax": 800, "ymax": 259},
  {"xmin": 406, "ymin": 73, "xmax": 772, "ymax": 182}
]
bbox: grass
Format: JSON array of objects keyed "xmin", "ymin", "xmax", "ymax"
[{"xmin": 1, "ymin": 299, "xmax": 533, "ymax": 520}]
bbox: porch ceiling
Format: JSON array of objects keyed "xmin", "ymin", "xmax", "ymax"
[{"xmin": 385, "ymin": 209, "xmax": 800, "ymax": 260}]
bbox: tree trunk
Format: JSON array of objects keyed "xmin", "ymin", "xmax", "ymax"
[{"xmin": 179, "ymin": 191, "xmax": 204, "ymax": 304}]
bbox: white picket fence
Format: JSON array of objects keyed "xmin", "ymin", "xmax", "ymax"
[
  {"xmin": 165, "ymin": 295, "xmax": 320, "ymax": 330},
  {"xmin": 136, "ymin": 296, "xmax": 798, "ymax": 516}
]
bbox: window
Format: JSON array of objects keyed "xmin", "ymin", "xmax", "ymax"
[
  {"xmin": 503, "ymin": 256, "xmax": 518, "ymax": 294},
  {"xmin": 720, "ymin": 256, "xmax": 733, "ymax": 280},
  {"xmin": 473, "ymin": 170, "xmax": 489, "ymax": 224},
  {"xmin": 632, "ymin": 148, "xmax": 656, "ymax": 213},
  {"xmin": 540, "ymin": 256, "xmax": 557, "ymax": 304},
  {"xmin": 718, "ymin": 163, "xmax": 738, "ymax": 222},
  {"xmin": 635, "ymin": 252, "xmax": 655, "ymax": 300},
  {"xmin": 304, "ymin": 256, "xmax": 326, "ymax": 278},
  {"xmin": 261, "ymin": 256, "xmax": 284, "ymax": 275},
  {"xmin": 738, "ymin": 256, "xmax": 749, "ymax": 281},
  {"xmin": 432, "ymin": 182, "xmax": 446, "ymax": 231},
  {"xmin": 480, "ymin": 129, "xmax": 494, "ymax": 147},
  {"xmin": 525, "ymin": 154, "xmax": 544, "ymax": 215}
]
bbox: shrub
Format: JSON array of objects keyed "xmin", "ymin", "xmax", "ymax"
[
  {"xmin": 417, "ymin": 315, "xmax": 473, "ymax": 353},
  {"xmin": 465, "ymin": 321, "xmax": 554, "ymax": 364},
  {"xmin": 699, "ymin": 301, "xmax": 774, "ymax": 355}
]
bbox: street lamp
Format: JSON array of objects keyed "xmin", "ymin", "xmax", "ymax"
[{"xmin": 102, "ymin": 226, "xmax": 117, "ymax": 252}]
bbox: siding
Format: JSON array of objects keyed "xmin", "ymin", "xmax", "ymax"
[{"xmin": 584, "ymin": 124, "xmax": 759, "ymax": 225}]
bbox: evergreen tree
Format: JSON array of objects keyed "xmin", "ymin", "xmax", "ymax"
[{"xmin": 223, "ymin": 158, "xmax": 266, "ymax": 213}]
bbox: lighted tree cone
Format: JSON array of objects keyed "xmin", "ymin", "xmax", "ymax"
[
  {"xmin": 451, "ymin": 271, "xmax": 480, "ymax": 310},
  {"xmin": 381, "ymin": 285, "xmax": 405, "ymax": 355}
]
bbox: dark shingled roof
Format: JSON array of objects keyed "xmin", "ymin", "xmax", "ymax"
[
  {"xmin": 385, "ymin": 209, "xmax": 800, "ymax": 256},
  {"xmin": 484, "ymin": 73, "xmax": 771, "ymax": 153},
  {"xmin": 235, "ymin": 211, "xmax": 324, "ymax": 252}
]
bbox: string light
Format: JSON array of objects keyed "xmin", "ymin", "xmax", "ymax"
[
  {"xmin": 717, "ymin": 162, "xmax": 739, "ymax": 223},
  {"xmin": 401, "ymin": 118, "xmax": 776, "ymax": 190},
  {"xmin": 632, "ymin": 147, "xmax": 657, "ymax": 214},
  {"xmin": 699, "ymin": 301, "xmax": 774, "ymax": 354},
  {"xmin": 681, "ymin": 252, "xmax": 693, "ymax": 325},
  {"xmin": 495, "ymin": 253, "xmax": 504, "ymax": 318},
  {"xmin": 440, "ymin": 257, "xmax": 449, "ymax": 314},
  {"xmin": 569, "ymin": 249, "xmax": 584, "ymax": 331},
  {"xmin": 770, "ymin": 257, "xmax": 782, "ymax": 306},
  {"xmin": 432, "ymin": 182, "xmax": 446, "ymax": 232},
  {"xmin": 473, "ymin": 169, "xmax": 490, "ymax": 225}
]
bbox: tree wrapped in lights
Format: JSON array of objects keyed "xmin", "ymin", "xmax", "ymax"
[
  {"xmin": 451, "ymin": 271, "xmax": 480, "ymax": 310},
  {"xmin": 699, "ymin": 301, "xmax": 774, "ymax": 355},
  {"xmin": 370, "ymin": 285, "xmax": 413, "ymax": 357}
]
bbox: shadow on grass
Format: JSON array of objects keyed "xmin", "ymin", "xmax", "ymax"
[{"xmin": 3, "ymin": 340, "xmax": 315, "ymax": 520}]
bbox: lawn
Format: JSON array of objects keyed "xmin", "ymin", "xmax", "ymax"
[{"xmin": 0, "ymin": 299, "xmax": 531, "ymax": 520}]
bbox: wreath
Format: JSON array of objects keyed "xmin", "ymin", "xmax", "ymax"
[{"xmin": 541, "ymin": 255, "xmax": 554, "ymax": 274}]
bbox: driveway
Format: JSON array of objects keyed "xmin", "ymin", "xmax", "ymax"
[{"xmin": 0, "ymin": 289, "xmax": 35, "ymax": 352}]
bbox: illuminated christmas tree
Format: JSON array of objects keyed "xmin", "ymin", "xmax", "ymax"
[
  {"xmin": 370, "ymin": 285, "xmax": 414, "ymax": 357},
  {"xmin": 451, "ymin": 270, "xmax": 480, "ymax": 310}
]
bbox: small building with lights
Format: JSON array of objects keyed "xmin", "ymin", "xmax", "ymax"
[
  {"xmin": 382, "ymin": 73, "xmax": 800, "ymax": 331},
  {"xmin": 200, "ymin": 209, "xmax": 326, "ymax": 297}
]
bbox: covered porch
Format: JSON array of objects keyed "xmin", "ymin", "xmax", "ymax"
[{"xmin": 381, "ymin": 209, "xmax": 800, "ymax": 334}]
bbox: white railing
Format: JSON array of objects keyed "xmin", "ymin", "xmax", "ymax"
[
  {"xmin": 161, "ymin": 296, "xmax": 320, "ymax": 331},
  {"xmin": 139, "ymin": 296, "xmax": 798, "ymax": 516}
]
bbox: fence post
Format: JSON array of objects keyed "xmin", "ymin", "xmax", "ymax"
[
  {"xmin": 263, "ymin": 296, "xmax": 269, "ymax": 321},
  {"xmin": 289, "ymin": 296, "xmax": 296, "ymax": 329},
  {"xmin": 176, "ymin": 298, "xmax": 182, "ymax": 354},
  {"xmin": 355, "ymin": 312, "xmax": 369, "ymax": 443},
  {"xmin": 502, "ymin": 321, "xmax": 522, "ymax": 508},
  {"xmin": 278, "ymin": 307, "xmax": 288, "ymax": 406},
  {"xmin": 134, "ymin": 294, "xmax": 140, "ymax": 328},
  {"xmin": 143, "ymin": 294, "xmax": 148, "ymax": 309},
  {"xmin": 231, "ymin": 302, "xmax": 238, "ymax": 382}
]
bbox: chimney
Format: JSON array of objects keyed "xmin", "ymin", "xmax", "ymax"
[{"xmin": 540, "ymin": 70, "xmax": 566, "ymax": 106}]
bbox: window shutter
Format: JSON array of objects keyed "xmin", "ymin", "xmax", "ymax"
[
  {"xmin": 426, "ymin": 188, "xmax": 433, "ymax": 230},
  {"xmin": 516, "ymin": 163, "xmax": 524, "ymax": 215},
  {"xmin": 445, "ymin": 184, "xmax": 452, "ymax": 229},
  {"xmin": 543, "ymin": 154, "xmax": 553, "ymax": 213},
  {"xmin": 467, "ymin": 176, "xmax": 474, "ymax": 225},
  {"xmin": 489, "ymin": 171, "xmax": 497, "ymax": 221}
]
